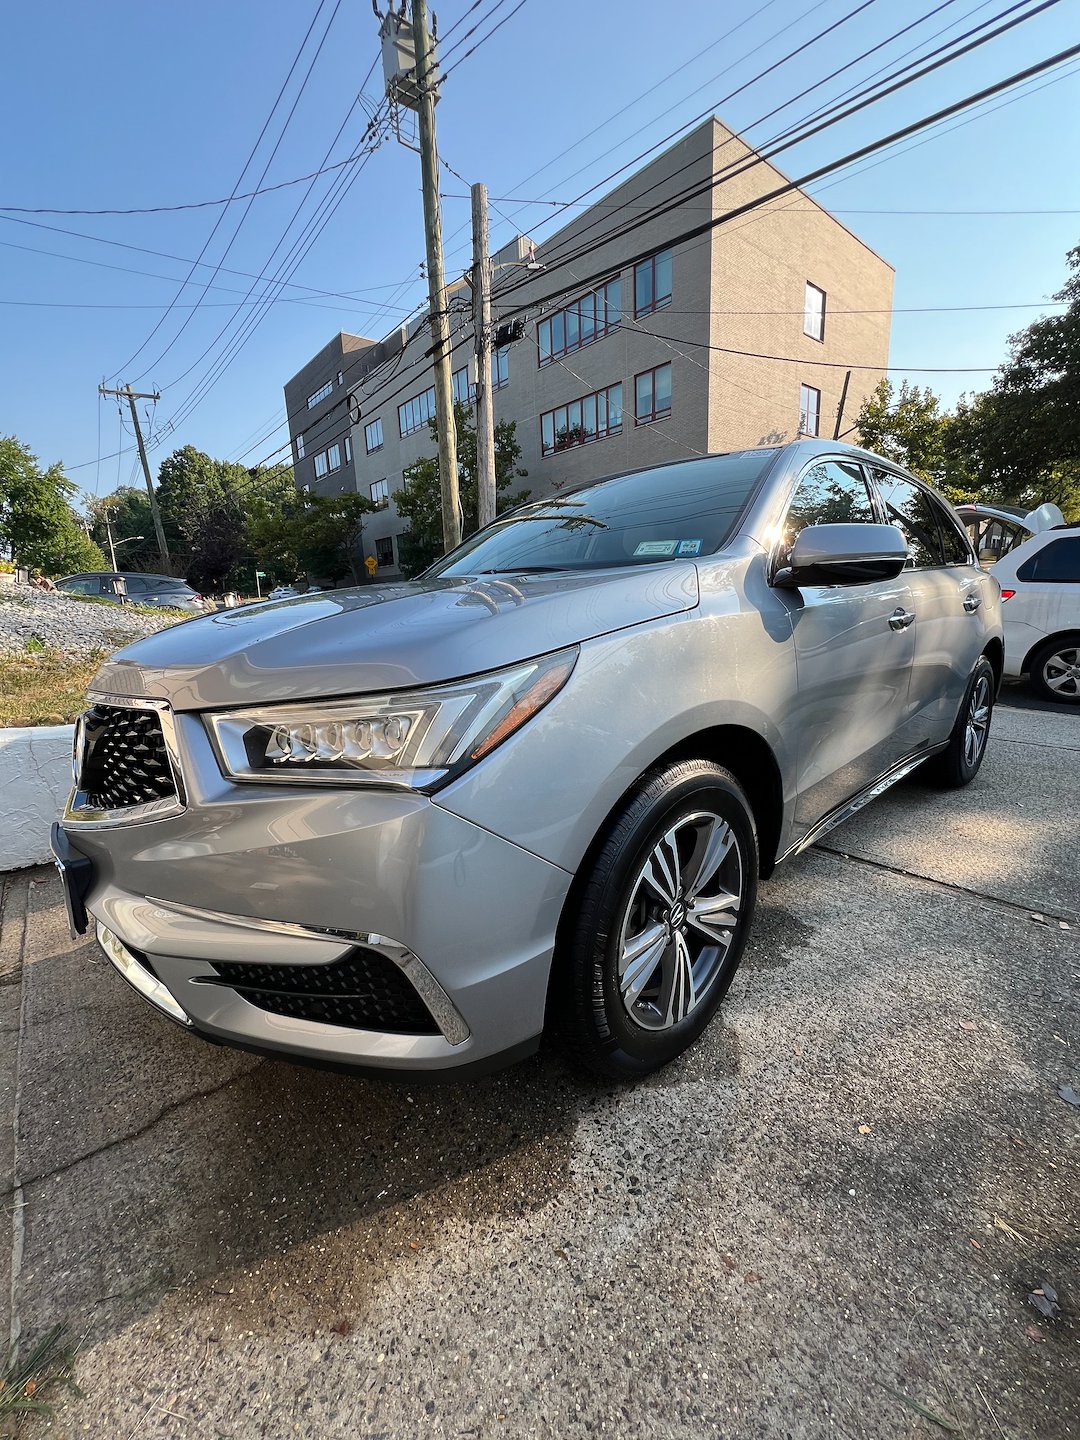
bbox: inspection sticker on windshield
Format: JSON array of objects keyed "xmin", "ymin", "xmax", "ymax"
[
  {"xmin": 676, "ymin": 539, "xmax": 703, "ymax": 555},
  {"xmin": 634, "ymin": 540, "xmax": 679, "ymax": 556}
]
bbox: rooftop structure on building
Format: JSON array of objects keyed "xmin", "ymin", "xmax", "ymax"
[{"xmin": 283, "ymin": 115, "xmax": 893, "ymax": 580}]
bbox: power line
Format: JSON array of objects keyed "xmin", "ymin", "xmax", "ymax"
[
  {"xmin": 105, "ymin": 0, "xmax": 334, "ymax": 382},
  {"xmin": 488, "ymin": 14, "xmax": 1074, "ymax": 316},
  {"xmin": 129, "ymin": 0, "xmax": 349, "ymax": 385},
  {"xmin": 490, "ymin": 0, "xmax": 1061, "ymax": 306},
  {"xmin": 641, "ymin": 326, "xmax": 997, "ymax": 371}
]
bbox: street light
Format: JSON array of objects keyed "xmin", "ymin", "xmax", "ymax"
[{"xmin": 103, "ymin": 515, "xmax": 144, "ymax": 571}]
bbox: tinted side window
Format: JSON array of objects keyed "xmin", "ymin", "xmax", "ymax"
[
  {"xmin": 60, "ymin": 576, "xmax": 93, "ymax": 595},
  {"xmin": 124, "ymin": 576, "xmax": 150, "ymax": 594},
  {"xmin": 929, "ymin": 496, "xmax": 972, "ymax": 565},
  {"xmin": 780, "ymin": 460, "xmax": 875, "ymax": 556},
  {"xmin": 873, "ymin": 473, "xmax": 943, "ymax": 568},
  {"xmin": 1017, "ymin": 537, "xmax": 1080, "ymax": 582}
]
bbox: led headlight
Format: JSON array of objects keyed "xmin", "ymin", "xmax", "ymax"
[{"xmin": 206, "ymin": 648, "xmax": 578, "ymax": 790}]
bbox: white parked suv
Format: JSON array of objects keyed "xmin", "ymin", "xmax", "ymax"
[{"xmin": 992, "ymin": 525, "xmax": 1080, "ymax": 701}]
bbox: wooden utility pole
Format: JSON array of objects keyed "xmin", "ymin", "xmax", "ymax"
[
  {"xmin": 99, "ymin": 384, "xmax": 170, "ymax": 566},
  {"xmin": 833, "ymin": 369, "xmax": 852, "ymax": 440},
  {"xmin": 411, "ymin": 0, "xmax": 460, "ymax": 552},
  {"xmin": 471, "ymin": 182, "xmax": 496, "ymax": 532}
]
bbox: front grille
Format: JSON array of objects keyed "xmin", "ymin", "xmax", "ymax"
[
  {"xmin": 203, "ymin": 949, "xmax": 439, "ymax": 1034},
  {"xmin": 80, "ymin": 704, "xmax": 177, "ymax": 811}
]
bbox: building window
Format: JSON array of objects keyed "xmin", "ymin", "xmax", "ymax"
[
  {"xmin": 635, "ymin": 363, "xmax": 672, "ymax": 425},
  {"xmin": 295, "ymin": 433, "xmax": 305, "ymax": 460},
  {"xmin": 492, "ymin": 346, "xmax": 509, "ymax": 390},
  {"xmin": 540, "ymin": 382, "xmax": 622, "ymax": 456},
  {"xmin": 452, "ymin": 365, "xmax": 475, "ymax": 405},
  {"xmin": 537, "ymin": 278, "xmax": 621, "ymax": 366},
  {"xmin": 343, "ymin": 434, "xmax": 352, "ymax": 464},
  {"xmin": 375, "ymin": 536, "xmax": 394, "ymax": 568},
  {"xmin": 634, "ymin": 248, "xmax": 673, "ymax": 319},
  {"xmin": 337, "ymin": 370, "xmax": 344, "ymax": 385},
  {"xmin": 314, "ymin": 451, "xmax": 328, "ymax": 479},
  {"xmin": 365, "ymin": 418, "xmax": 384, "ymax": 453},
  {"xmin": 306, "ymin": 380, "xmax": 333, "ymax": 409},
  {"xmin": 799, "ymin": 384, "xmax": 821, "ymax": 437},
  {"xmin": 326, "ymin": 443, "xmax": 341, "ymax": 472},
  {"xmin": 398, "ymin": 385, "xmax": 436, "ymax": 437},
  {"xmin": 804, "ymin": 282, "xmax": 826, "ymax": 342},
  {"xmin": 370, "ymin": 478, "xmax": 389, "ymax": 506}
]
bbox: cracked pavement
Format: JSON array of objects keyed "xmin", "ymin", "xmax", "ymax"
[{"xmin": 2, "ymin": 684, "xmax": 1077, "ymax": 1439}]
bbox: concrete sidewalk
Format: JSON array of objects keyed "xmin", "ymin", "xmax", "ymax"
[{"xmin": 2, "ymin": 691, "xmax": 1077, "ymax": 1439}]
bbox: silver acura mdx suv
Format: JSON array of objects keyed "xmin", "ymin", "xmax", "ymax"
[{"xmin": 53, "ymin": 441, "xmax": 1002, "ymax": 1080}]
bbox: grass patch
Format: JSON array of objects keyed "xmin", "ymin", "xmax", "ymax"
[
  {"xmin": 0, "ymin": 1326, "xmax": 80, "ymax": 1436},
  {"xmin": 0, "ymin": 649, "xmax": 106, "ymax": 728}
]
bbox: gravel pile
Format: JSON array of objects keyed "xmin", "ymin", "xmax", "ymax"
[{"xmin": 0, "ymin": 583, "xmax": 180, "ymax": 659}]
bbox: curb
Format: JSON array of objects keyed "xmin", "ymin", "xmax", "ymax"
[{"xmin": 0, "ymin": 727, "xmax": 74, "ymax": 871}]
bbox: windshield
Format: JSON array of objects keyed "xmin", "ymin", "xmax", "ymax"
[{"xmin": 429, "ymin": 452, "xmax": 775, "ymax": 577}]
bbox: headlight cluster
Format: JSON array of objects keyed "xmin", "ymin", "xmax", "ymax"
[{"xmin": 206, "ymin": 649, "xmax": 577, "ymax": 790}]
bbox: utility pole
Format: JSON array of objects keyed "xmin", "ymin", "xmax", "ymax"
[
  {"xmin": 833, "ymin": 369, "xmax": 852, "ymax": 440},
  {"xmin": 410, "ymin": 0, "xmax": 460, "ymax": 552},
  {"xmin": 103, "ymin": 510, "xmax": 117, "ymax": 571},
  {"xmin": 99, "ymin": 384, "xmax": 170, "ymax": 567},
  {"xmin": 471, "ymin": 182, "xmax": 496, "ymax": 532}
]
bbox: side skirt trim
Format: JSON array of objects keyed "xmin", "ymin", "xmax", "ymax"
[{"xmin": 776, "ymin": 744, "xmax": 946, "ymax": 868}]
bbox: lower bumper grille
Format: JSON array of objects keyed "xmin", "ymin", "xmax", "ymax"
[{"xmin": 203, "ymin": 949, "xmax": 439, "ymax": 1035}]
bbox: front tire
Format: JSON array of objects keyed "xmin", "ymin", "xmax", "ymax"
[
  {"xmin": 923, "ymin": 655, "xmax": 995, "ymax": 788},
  {"xmin": 558, "ymin": 760, "xmax": 758, "ymax": 1081},
  {"xmin": 1028, "ymin": 637, "xmax": 1080, "ymax": 704}
]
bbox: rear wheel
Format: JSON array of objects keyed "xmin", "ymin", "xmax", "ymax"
[
  {"xmin": 923, "ymin": 655, "xmax": 995, "ymax": 788},
  {"xmin": 558, "ymin": 760, "xmax": 758, "ymax": 1081},
  {"xmin": 1029, "ymin": 638, "xmax": 1080, "ymax": 704}
]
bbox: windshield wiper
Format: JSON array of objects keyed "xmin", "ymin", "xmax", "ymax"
[{"xmin": 475, "ymin": 565, "xmax": 571, "ymax": 574}]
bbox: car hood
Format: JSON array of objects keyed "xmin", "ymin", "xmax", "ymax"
[{"xmin": 90, "ymin": 565, "xmax": 700, "ymax": 709}]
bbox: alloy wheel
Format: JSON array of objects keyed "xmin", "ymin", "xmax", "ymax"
[
  {"xmin": 964, "ymin": 674, "xmax": 992, "ymax": 768},
  {"xmin": 616, "ymin": 810, "xmax": 743, "ymax": 1032},
  {"xmin": 1042, "ymin": 646, "xmax": 1080, "ymax": 698}
]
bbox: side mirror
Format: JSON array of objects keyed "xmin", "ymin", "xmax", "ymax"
[{"xmin": 773, "ymin": 523, "xmax": 908, "ymax": 588}]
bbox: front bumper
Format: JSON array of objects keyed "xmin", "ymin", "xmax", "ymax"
[{"xmin": 57, "ymin": 709, "xmax": 571, "ymax": 1073}]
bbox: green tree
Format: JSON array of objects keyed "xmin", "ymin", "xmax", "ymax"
[
  {"xmin": 86, "ymin": 486, "xmax": 156, "ymax": 571},
  {"xmin": 156, "ymin": 445, "xmax": 262, "ymax": 590},
  {"xmin": 941, "ymin": 243, "xmax": 1080, "ymax": 519},
  {"xmin": 394, "ymin": 403, "xmax": 529, "ymax": 577},
  {"xmin": 0, "ymin": 435, "xmax": 105, "ymax": 576},
  {"xmin": 248, "ymin": 489, "xmax": 376, "ymax": 586},
  {"xmin": 854, "ymin": 380, "xmax": 956, "ymax": 491}
]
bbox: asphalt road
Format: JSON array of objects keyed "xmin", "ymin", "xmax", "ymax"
[{"xmin": 2, "ymin": 691, "xmax": 1077, "ymax": 1439}]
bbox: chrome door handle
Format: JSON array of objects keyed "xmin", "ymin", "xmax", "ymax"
[
  {"xmin": 889, "ymin": 608, "xmax": 916, "ymax": 631},
  {"xmin": 963, "ymin": 593, "xmax": 982, "ymax": 612}
]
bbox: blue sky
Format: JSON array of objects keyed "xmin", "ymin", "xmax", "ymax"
[{"xmin": 2, "ymin": 0, "xmax": 1078, "ymax": 504}]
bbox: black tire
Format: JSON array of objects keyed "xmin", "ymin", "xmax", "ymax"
[
  {"xmin": 557, "ymin": 759, "xmax": 758, "ymax": 1081},
  {"xmin": 1028, "ymin": 636, "xmax": 1080, "ymax": 704},
  {"xmin": 923, "ymin": 655, "xmax": 995, "ymax": 788}
]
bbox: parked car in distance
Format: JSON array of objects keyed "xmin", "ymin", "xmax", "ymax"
[
  {"xmin": 956, "ymin": 500, "xmax": 1065, "ymax": 568},
  {"xmin": 53, "ymin": 440, "xmax": 1002, "ymax": 1082},
  {"xmin": 56, "ymin": 572, "xmax": 206, "ymax": 613},
  {"xmin": 267, "ymin": 585, "xmax": 300, "ymax": 601},
  {"xmin": 992, "ymin": 522, "xmax": 1080, "ymax": 702}
]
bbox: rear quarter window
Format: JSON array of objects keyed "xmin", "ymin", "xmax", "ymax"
[{"xmin": 1016, "ymin": 536, "xmax": 1080, "ymax": 582}]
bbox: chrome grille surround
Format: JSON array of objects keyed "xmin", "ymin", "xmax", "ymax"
[{"xmin": 66, "ymin": 694, "xmax": 186, "ymax": 827}]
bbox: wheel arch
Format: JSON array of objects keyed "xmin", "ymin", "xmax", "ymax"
[
  {"xmin": 982, "ymin": 635, "xmax": 1004, "ymax": 691},
  {"xmin": 546, "ymin": 723, "xmax": 785, "ymax": 1030},
  {"xmin": 1022, "ymin": 628, "xmax": 1080, "ymax": 676}
]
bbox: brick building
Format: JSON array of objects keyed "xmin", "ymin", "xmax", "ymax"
[{"xmin": 284, "ymin": 116, "xmax": 894, "ymax": 578}]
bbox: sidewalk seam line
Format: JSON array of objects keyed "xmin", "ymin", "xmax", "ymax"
[{"xmin": 813, "ymin": 844, "xmax": 1078, "ymax": 925}]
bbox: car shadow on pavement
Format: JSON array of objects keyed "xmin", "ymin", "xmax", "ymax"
[{"xmin": 12, "ymin": 889, "xmax": 632, "ymax": 1349}]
